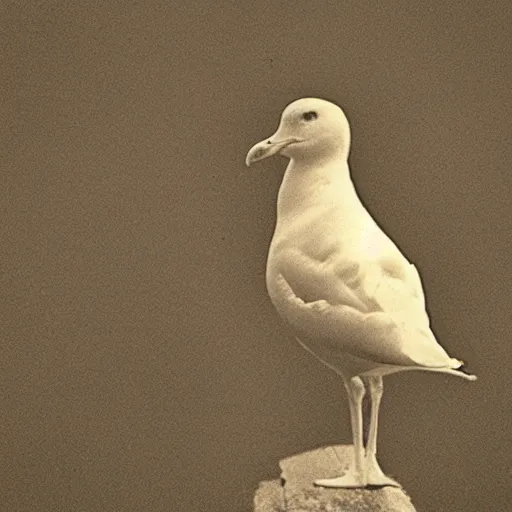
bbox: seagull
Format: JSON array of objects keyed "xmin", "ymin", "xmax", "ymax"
[{"xmin": 245, "ymin": 98, "xmax": 476, "ymax": 489}]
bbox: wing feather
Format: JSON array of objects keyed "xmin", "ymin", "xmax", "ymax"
[{"xmin": 269, "ymin": 248, "xmax": 455, "ymax": 368}]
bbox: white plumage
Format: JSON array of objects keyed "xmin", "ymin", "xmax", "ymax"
[{"xmin": 246, "ymin": 97, "xmax": 476, "ymax": 488}]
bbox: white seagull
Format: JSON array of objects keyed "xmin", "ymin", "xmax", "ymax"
[{"xmin": 245, "ymin": 98, "xmax": 476, "ymax": 488}]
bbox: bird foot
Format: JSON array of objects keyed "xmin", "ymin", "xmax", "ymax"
[
  {"xmin": 314, "ymin": 455, "xmax": 401, "ymax": 489},
  {"xmin": 365, "ymin": 454, "xmax": 401, "ymax": 487},
  {"xmin": 314, "ymin": 471, "xmax": 366, "ymax": 488}
]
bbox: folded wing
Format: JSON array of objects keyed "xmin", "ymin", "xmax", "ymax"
[{"xmin": 269, "ymin": 249, "xmax": 461, "ymax": 369}]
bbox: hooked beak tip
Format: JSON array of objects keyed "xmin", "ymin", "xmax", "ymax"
[{"xmin": 246, "ymin": 146, "xmax": 268, "ymax": 167}]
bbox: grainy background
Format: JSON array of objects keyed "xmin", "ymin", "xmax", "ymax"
[{"xmin": 2, "ymin": 1, "xmax": 511, "ymax": 511}]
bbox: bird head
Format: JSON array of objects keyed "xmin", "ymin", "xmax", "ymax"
[{"xmin": 245, "ymin": 98, "xmax": 351, "ymax": 167}]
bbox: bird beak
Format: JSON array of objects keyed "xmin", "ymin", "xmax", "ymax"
[{"xmin": 245, "ymin": 136, "xmax": 303, "ymax": 166}]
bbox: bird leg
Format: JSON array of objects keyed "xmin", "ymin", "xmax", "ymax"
[
  {"xmin": 365, "ymin": 376, "xmax": 400, "ymax": 487},
  {"xmin": 315, "ymin": 376, "xmax": 367, "ymax": 488}
]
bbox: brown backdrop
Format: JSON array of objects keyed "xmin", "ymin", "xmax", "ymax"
[{"xmin": 2, "ymin": 2, "xmax": 511, "ymax": 511}]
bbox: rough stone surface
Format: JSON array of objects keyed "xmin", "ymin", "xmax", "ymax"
[
  {"xmin": 255, "ymin": 445, "xmax": 417, "ymax": 511},
  {"xmin": 254, "ymin": 480, "xmax": 285, "ymax": 512}
]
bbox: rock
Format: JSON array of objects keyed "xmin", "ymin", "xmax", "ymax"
[
  {"xmin": 254, "ymin": 445, "xmax": 416, "ymax": 511},
  {"xmin": 254, "ymin": 480, "xmax": 286, "ymax": 512}
]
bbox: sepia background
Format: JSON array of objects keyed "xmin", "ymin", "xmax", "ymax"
[{"xmin": 2, "ymin": 2, "xmax": 511, "ymax": 511}]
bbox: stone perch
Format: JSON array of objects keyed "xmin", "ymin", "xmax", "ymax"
[{"xmin": 254, "ymin": 445, "xmax": 417, "ymax": 512}]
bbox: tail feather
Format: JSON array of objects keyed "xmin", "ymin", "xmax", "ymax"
[
  {"xmin": 455, "ymin": 363, "xmax": 476, "ymax": 379},
  {"xmin": 448, "ymin": 358, "xmax": 477, "ymax": 379},
  {"xmin": 422, "ymin": 362, "xmax": 477, "ymax": 381}
]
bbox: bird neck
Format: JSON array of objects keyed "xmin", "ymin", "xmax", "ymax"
[{"xmin": 276, "ymin": 158, "xmax": 362, "ymax": 221}]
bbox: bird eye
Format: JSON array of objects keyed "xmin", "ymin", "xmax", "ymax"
[{"xmin": 302, "ymin": 111, "xmax": 318, "ymax": 122}]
